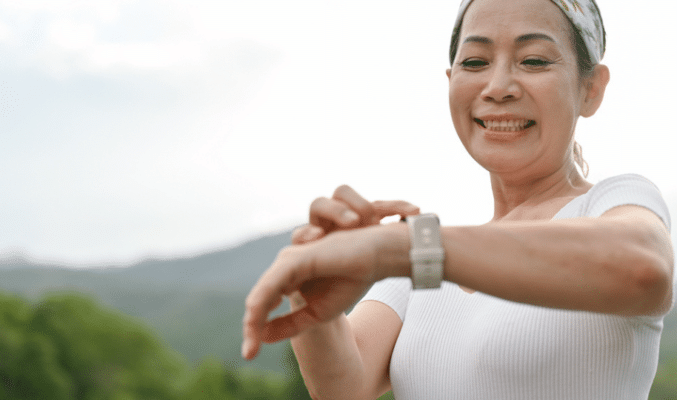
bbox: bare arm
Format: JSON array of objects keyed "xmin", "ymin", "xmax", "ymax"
[
  {"xmin": 289, "ymin": 297, "xmax": 401, "ymax": 400},
  {"xmin": 380, "ymin": 205, "xmax": 674, "ymax": 316}
]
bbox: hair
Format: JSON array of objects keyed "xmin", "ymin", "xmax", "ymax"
[{"xmin": 447, "ymin": 1, "xmax": 606, "ymax": 178}]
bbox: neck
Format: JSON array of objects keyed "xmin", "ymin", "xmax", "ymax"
[{"xmin": 490, "ymin": 162, "xmax": 592, "ymax": 221}]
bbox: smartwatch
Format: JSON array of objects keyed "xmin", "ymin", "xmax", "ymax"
[{"xmin": 405, "ymin": 213, "xmax": 444, "ymax": 289}]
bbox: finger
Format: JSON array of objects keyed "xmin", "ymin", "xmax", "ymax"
[
  {"xmin": 309, "ymin": 197, "xmax": 361, "ymax": 231},
  {"xmin": 242, "ymin": 279, "xmax": 286, "ymax": 359},
  {"xmin": 243, "ymin": 286, "xmax": 280, "ymax": 359},
  {"xmin": 242, "ymin": 249, "xmax": 311, "ymax": 360},
  {"xmin": 291, "ymin": 225, "xmax": 325, "ymax": 245},
  {"xmin": 262, "ymin": 307, "xmax": 320, "ymax": 343},
  {"xmin": 242, "ymin": 306, "xmax": 262, "ymax": 360},
  {"xmin": 332, "ymin": 185, "xmax": 377, "ymax": 226},
  {"xmin": 371, "ymin": 200, "xmax": 420, "ymax": 220}
]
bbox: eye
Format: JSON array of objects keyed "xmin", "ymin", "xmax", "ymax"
[
  {"xmin": 460, "ymin": 58, "xmax": 489, "ymax": 69},
  {"xmin": 521, "ymin": 58, "xmax": 552, "ymax": 68}
]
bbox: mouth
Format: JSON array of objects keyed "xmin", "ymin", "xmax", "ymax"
[{"xmin": 474, "ymin": 118, "xmax": 536, "ymax": 131}]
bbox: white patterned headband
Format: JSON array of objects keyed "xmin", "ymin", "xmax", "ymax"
[{"xmin": 452, "ymin": 0, "xmax": 606, "ymax": 64}]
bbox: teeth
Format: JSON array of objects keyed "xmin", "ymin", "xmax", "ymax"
[{"xmin": 481, "ymin": 119, "xmax": 533, "ymax": 131}]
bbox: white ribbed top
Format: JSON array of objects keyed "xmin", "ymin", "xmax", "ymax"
[{"xmin": 360, "ymin": 174, "xmax": 674, "ymax": 400}]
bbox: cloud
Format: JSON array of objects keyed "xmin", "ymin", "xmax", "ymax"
[
  {"xmin": 0, "ymin": 1, "xmax": 193, "ymax": 77},
  {"xmin": 1, "ymin": 0, "xmax": 287, "ymax": 85},
  {"xmin": 47, "ymin": 18, "xmax": 96, "ymax": 51},
  {"xmin": 0, "ymin": 20, "xmax": 11, "ymax": 43},
  {"xmin": 0, "ymin": 0, "xmax": 129, "ymax": 21}
]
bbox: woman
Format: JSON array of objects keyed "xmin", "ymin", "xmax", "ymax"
[{"xmin": 242, "ymin": 0, "xmax": 675, "ymax": 398}]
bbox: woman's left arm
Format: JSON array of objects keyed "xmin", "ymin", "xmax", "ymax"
[
  {"xmin": 382, "ymin": 205, "xmax": 674, "ymax": 316},
  {"xmin": 243, "ymin": 205, "xmax": 674, "ymax": 354}
]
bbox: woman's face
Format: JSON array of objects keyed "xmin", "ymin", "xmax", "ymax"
[{"xmin": 448, "ymin": 0, "xmax": 586, "ymax": 179}]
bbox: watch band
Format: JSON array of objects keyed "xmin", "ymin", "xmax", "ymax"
[{"xmin": 406, "ymin": 213, "xmax": 444, "ymax": 289}]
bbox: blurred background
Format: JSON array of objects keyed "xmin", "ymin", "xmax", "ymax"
[{"xmin": 0, "ymin": 0, "xmax": 675, "ymax": 398}]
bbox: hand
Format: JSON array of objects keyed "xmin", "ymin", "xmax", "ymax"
[
  {"xmin": 292, "ymin": 184, "xmax": 420, "ymax": 245},
  {"xmin": 242, "ymin": 225, "xmax": 394, "ymax": 360}
]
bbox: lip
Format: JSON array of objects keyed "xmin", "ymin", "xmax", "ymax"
[{"xmin": 481, "ymin": 128, "xmax": 530, "ymax": 142}]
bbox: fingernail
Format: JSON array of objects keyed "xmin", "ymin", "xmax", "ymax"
[{"xmin": 342, "ymin": 210, "xmax": 360, "ymax": 224}]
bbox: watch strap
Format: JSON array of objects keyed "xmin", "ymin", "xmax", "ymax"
[{"xmin": 406, "ymin": 213, "xmax": 444, "ymax": 289}]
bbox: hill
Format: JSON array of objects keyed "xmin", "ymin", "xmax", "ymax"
[{"xmin": 0, "ymin": 229, "xmax": 295, "ymax": 373}]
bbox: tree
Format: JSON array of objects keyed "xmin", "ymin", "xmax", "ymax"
[
  {"xmin": 0, "ymin": 292, "xmax": 73, "ymax": 399},
  {"xmin": 30, "ymin": 292, "xmax": 187, "ymax": 399},
  {"xmin": 1, "ymin": 291, "xmax": 296, "ymax": 399},
  {"xmin": 1, "ymin": 291, "xmax": 187, "ymax": 399}
]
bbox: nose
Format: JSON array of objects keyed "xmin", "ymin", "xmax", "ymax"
[{"xmin": 481, "ymin": 63, "xmax": 522, "ymax": 102}]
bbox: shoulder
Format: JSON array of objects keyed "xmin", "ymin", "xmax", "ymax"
[
  {"xmin": 359, "ymin": 277, "xmax": 412, "ymax": 321},
  {"xmin": 590, "ymin": 173, "xmax": 662, "ymax": 193},
  {"xmin": 583, "ymin": 174, "xmax": 670, "ymax": 230}
]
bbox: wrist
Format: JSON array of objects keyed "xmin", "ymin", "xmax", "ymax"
[{"xmin": 371, "ymin": 222, "xmax": 412, "ymax": 281}]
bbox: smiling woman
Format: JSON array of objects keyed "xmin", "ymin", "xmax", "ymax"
[
  {"xmin": 449, "ymin": 0, "xmax": 603, "ymax": 179},
  {"xmin": 447, "ymin": 0, "xmax": 608, "ymax": 187},
  {"xmin": 241, "ymin": 0, "xmax": 674, "ymax": 399}
]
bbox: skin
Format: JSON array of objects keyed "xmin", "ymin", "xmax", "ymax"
[{"xmin": 241, "ymin": 0, "xmax": 672, "ymax": 398}]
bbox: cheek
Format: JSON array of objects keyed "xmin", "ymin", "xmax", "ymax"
[
  {"xmin": 448, "ymin": 76, "xmax": 479, "ymax": 125},
  {"xmin": 529, "ymin": 76, "xmax": 581, "ymax": 126}
]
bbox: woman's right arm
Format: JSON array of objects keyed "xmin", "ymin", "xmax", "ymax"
[
  {"xmin": 290, "ymin": 295, "xmax": 402, "ymax": 400},
  {"xmin": 287, "ymin": 185, "xmax": 417, "ymax": 400}
]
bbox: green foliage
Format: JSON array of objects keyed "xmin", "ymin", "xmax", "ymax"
[
  {"xmin": 0, "ymin": 293, "xmax": 72, "ymax": 399},
  {"xmin": 0, "ymin": 291, "xmax": 312, "ymax": 400},
  {"xmin": 182, "ymin": 358, "xmax": 291, "ymax": 400},
  {"xmin": 1, "ymin": 291, "xmax": 186, "ymax": 399},
  {"xmin": 649, "ymin": 356, "xmax": 677, "ymax": 400},
  {"xmin": 182, "ymin": 358, "xmax": 237, "ymax": 400}
]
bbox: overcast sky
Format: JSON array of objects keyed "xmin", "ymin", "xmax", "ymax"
[{"xmin": 1, "ymin": 0, "xmax": 675, "ymax": 266}]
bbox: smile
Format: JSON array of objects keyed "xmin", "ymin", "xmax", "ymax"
[{"xmin": 474, "ymin": 118, "xmax": 536, "ymax": 132}]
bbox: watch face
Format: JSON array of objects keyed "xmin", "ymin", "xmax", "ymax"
[{"xmin": 410, "ymin": 214, "xmax": 441, "ymax": 249}]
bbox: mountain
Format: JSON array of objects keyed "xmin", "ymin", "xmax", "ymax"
[{"xmin": 0, "ymin": 229, "xmax": 296, "ymax": 373}]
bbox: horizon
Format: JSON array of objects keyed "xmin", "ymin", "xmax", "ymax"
[{"xmin": 0, "ymin": 224, "xmax": 297, "ymax": 268}]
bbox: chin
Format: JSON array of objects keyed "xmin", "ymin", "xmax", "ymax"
[{"xmin": 469, "ymin": 148, "xmax": 531, "ymax": 173}]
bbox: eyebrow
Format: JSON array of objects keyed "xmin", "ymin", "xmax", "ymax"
[
  {"xmin": 515, "ymin": 33, "xmax": 556, "ymax": 43},
  {"xmin": 463, "ymin": 33, "xmax": 556, "ymax": 45}
]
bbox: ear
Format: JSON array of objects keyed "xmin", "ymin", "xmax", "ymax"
[
  {"xmin": 446, "ymin": 68, "xmax": 452, "ymax": 79},
  {"xmin": 580, "ymin": 64, "xmax": 610, "ymax": 118}
]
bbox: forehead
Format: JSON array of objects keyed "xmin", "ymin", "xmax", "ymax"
[{"xmin": 460, "ymin": 0, "xmax": 571, "ymax": 45}]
